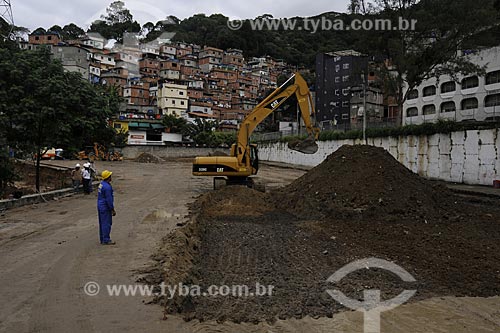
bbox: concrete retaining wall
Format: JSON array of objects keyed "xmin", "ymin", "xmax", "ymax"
[
  {"xmin": 121, "ymin": 146, "xmax": 230, "ymax": 160},
  {"xmin": 258, "ymin": 128, "xmax": 500, "ymax": 186},
  {"xmin": 0, "ymin": 181, "xmax": 100, "ymax": 210},
  {"xmin": 1, "ymin": 188, "xmax": 75, "ymax": 210}
]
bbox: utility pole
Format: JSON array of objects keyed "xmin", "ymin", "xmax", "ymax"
[{"xmin": 362, "ymin": 71, "xmax": 367, "ymax": 144}]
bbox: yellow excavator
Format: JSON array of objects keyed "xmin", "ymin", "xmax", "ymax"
[{"xmin": 192, "ymin": 72, "xmax": 320, "ymax": 189}]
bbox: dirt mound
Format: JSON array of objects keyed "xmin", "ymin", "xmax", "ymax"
[
  {"xmin": 157, "ymin": 185, "xmax": 500, "ymax": 324},
  {"xmin": 149, "ymin": 145, "xmax": 500, "ymax": 324},
  {"xmin": 135, "ymin": 153, "xmax": 164, "ymax": 164},
  {"xmin": 200, "ymin": 186, "xmax": 274, "ymax": 218},
  {"xmin": 275, "ymin": 145, "xmax": 451, "ymax": 222}
]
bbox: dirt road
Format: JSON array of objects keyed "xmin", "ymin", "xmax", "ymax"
[
  {"xmin": 0, "ymin": 161, "xmax": 303, "ymax": 332},
  {"xmin": 0, "ymin": 160, "xmax": 498, "ymax": 332}
]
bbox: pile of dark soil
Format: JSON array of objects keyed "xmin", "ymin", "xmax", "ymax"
[
  {"xmin": 275, "ymin": 145, "xmax": 454, "ymax": 222},
  {"xmin": 152, "ymin": 145, "xmax": 500, "ymax": 324},
  {"xmin": 135, "ymin": 153, "xmax": 164, "ymax": 164}
]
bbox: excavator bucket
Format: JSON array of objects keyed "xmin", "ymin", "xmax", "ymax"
[{"xmin": 287, "ymin": 136, "xmax": 319, "ymax": 154}]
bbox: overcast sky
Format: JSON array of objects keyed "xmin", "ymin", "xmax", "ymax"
[{"xmin": 11, "ymin": 0, "xmax": 350, "ymax": 31}]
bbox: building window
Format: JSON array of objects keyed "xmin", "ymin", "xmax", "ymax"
[
  {"xmin": 48, "ymin": 36, "xmax": 52, "ymax": 40},
  {"xmin": 335, "ymin": 89, "xmax": 340, "ymax": 96},
  {"xmin": 441, "ymin": 81, "xmax": 456, "ymax": 93},
  {"xmin": 114, "ymin": 123, "xmax": 122, "ymax": 129},
  {"xmin": 486, "ymin": 70, "xmax": 500, "ymax": 85},
  {"xmin": 461, "ymin": 76, "xmax": 479, "ymax": 89},
  {"xmin": 406, "ymin": 107, "xmax": 418, "ymax": 117},
  {"xmin": 423, "ymin": 85, "xmax": 436, "ymax": 97},
  {"xmin": 407, "ymin": 89, "xmax": 419, "ymax": 100},
  {"xmin": 335, "ymin": 65, "xmax": 340, "ymax": 72},
  {"xmin": 343, "ymin": 63, "xmax": 350, "ymax": 70},
  {"xmin": 342, "ymin": 75, "xmax": 349, "ymax": 82},
  {"xmin": 342, "ymin": 88, "xmax": 350, "ymax": 95},
  {"xmin": 423, "ymin": 104, "xmax": 436, "ymax": 115},
  {"xmin": 484, "ymin": 93, "xmax": 500, "ymax": 107},
  {"xmin": 335, "ymin": 77, "xmax": 340, "ymax": 83},
  {"xmin": 342, "ymin": 101, "xmax": 349, "ymax": 107},
  {"xmin": 440, "ymin": 101, "xmax": 456, "ymax": 113},
  {"xmin": 341, "ymin": 113, "xmax": 349, "ymax": 120},
  {"xmin": 35, "ymin": 36, "xmax": 39, "ymax": 40},
  {"xmin": 179, "ymin": 91, "xmax": 184, "ymax": 95},
  {"xmin": 181, "ymin": 101, "xmax": 185, "ymax": 106},
  {"xmin": 461, "ymin": 97, "xmax": 478, "ymax": 110}
]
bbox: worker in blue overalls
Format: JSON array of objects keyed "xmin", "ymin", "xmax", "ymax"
[{"xmin": 97, "ymin": 170, "xmax": 116, "ymax": 245}]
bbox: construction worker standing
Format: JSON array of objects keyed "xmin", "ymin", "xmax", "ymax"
[
  {"xmin": 82, "ymin": 163, "xmax": 92, "ymax": 194},
  {"xmin": 71, "ymin": 164, "xmax": 82, "ymax": 193},
  {"xmin": 97, "ymin": 170, "xmax": 116, "ymax": 245}
]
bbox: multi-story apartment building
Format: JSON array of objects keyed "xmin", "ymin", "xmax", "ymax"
[
  {"xmin": 92, "ymin": 51, "xmax": 116, "ymax": 69},
  {"xmin": 160, "ymin": 44, "xmax": 177, "ymax": 58},
  {"xmin": 81, "ymin": 33, "xmax": 106, "ymax": 50},
  {"xmin": 315, "ymin": 50, "xmax": 368, "ymax": 128},
  {"xmin": 180, "ymin": 65, "xmax": 201, "ymax": 79},
  {"xmin": 124, "ymin": 81, "xmax": 152, "ymax": 107},
  {"xmin": 159, "ymin": 69, "xmax": 181, "ymax": 81},
  {"xmin": 157, "ymin": 83, "xmax": 189, "ymax": 117},
  {"xmin": 199, "ymin": 46, "xmax": 223, "ymax": 73},
  {"xmin": 52, "ymin": 45, "xmax": 91, "ymax": 79},
  {"xmin": 176, "ymin": 44, "xmax": 193, "ymax": 58},
  {"xmin": 223, "ymin": 49, "xmax": 244, "ymax": 71},
  {"xmin": 101, "ymin": 67, "xmax": 129, "ymax": 94},
  {"xmin": 403, "ymin": 46, "xmax": 500, "ymax": 125},
  {"xmin": 139, "ymin": 54, "xmax": 160, "ymax": 78},
  {"xmin": 349, "ymin": 87, "xmax": 385, "ymax": 129}
]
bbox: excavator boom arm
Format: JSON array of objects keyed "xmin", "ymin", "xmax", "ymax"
[{"xmin": 235, "ymin": 73, "xmax": 319, "ymax": 165}]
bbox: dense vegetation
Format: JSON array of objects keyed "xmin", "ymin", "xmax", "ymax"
[{"xmin": 0, "ymin": 39, "xmax": 121, "ymax": 191}]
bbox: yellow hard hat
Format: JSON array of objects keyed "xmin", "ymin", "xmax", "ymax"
[{"xmin": 101, "ymin": 170, "xmax": 113, "ymax": 180}]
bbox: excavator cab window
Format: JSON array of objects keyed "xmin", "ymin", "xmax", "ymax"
[{"xmin": 250, "ymin": 146, "xmax": 259, "ymax": 172}]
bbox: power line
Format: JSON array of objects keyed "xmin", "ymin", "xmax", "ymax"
[{"xmin": 0, "ymin": 0, "xmax": 14, "ymax": 40}]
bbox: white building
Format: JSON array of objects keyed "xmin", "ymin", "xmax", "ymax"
[
  {"xmin": 83, "ymin": 33, "xmax": 106, "ymax": 50},
  {"xmin": 157, "ymin": 83, "xmax": 189, "ymax": 117},
  {"xmin": 403, "ymin": 46, "xmax": 500, "ymax": 125},
  {"xmin": 92, "ymin": 52, "xmax": 116, "ymax": 67}
]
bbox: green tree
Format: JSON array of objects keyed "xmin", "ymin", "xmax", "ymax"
[
  {"xmin": 48, "ymin": 25, "xmax": 63, "ymax": 34},
  {"xmin": 32, "ymin": 27, "xmax": 46, "ymax": 34},
  {"xmin": 0, "ymin": 44, "xmax": 119, "ymax": 191},
  {"xmin": 162, "ymin": 114, "xmax": 188, "ymax": 134},
  {"xmin": 62, "ymin": 23, "xmax": 85, "ymax": 40},
  {"xmin": 353, "ymin": 0, "xmax": 500, "ymax": 119},
  {"xmin": 90, "ymin": 1, "xmax": 141, "ymax": 42},
  {"xmin": 0, "ymin": 146, "xmax": 18, "ymax": 194},
  {"xmin": 184, "ymin": 119, "xmax": 220, "ymax": 145}
]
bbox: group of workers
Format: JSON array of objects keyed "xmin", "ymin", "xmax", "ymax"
[
  {"xmin": 71, "ymin": 162, "xmax": 117, "ymax": 246},
  {"xmin": 71, "ymin": 162, "xmax": 96, "ymax": 194}
]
